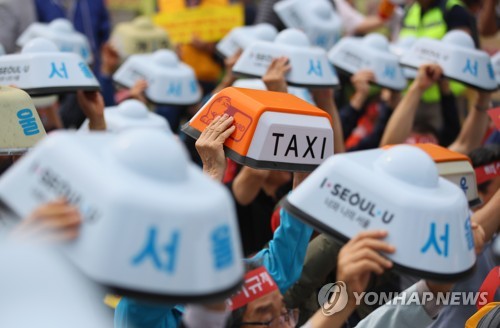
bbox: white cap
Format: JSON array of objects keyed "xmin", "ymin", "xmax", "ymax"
[
  {"xmin": 79, "ymin": 99, "xmax": 172, "ymax": 134},
  {"xmin": 17, "ymin": 18, "xmax": 93, "ymax": 64},
  {"xmin": 273, "ymin": 0, "xmax": 342, "ymax": 50},
  {"xmin": 216, "ymin": 24, "xmax": 278, "ymax": 59},
  {"xmin": 113, "ymin": 49, "xmax": 202, "ymax": 105},
  {"xmin": 328, "ymin": 33, "xmax": 408, "ymax": 90},
  {"xmin": 0, "ymin": 38, "xmax": 100, "ymax": 96},
  {"xmin": 400, "ymin": 30, "xmax": 498, "ymax": 91},
  {"xmin": 0, "ymin": 129, "xmax": 244, "ymax": 301},
  {"xmin": 283, "ymin": 145, "xmax": 476, "ymax": 280},
  {"xmin": 233, "ymin": 28, "xmax": 339, "ymax": 87}
]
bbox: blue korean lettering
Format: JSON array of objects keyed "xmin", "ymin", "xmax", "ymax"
[
  {"xmin": 167, "ymin": 82, "xmax": 182, "ymax": 96},
  {"xmin": 307, "ymin": 59, "xmax": 323, "ymax": 77},
  {"xmin": 487, "ymin": 63, "xmax": 495, "ymax": 80},
  {"xmin": 464, "ymin": 217, "xmax": 474, "ymax": 251},
  {"xmin": 49, "ymin": 62, "xmax": 68, "ymax": 79},
  {"xmin": 211, "ymin": 224, "xmax": 233, "ymax": 270},
  {"xmin": 81, "ymin": 47, "xmax": 90, "ymax": 61},
  {"xmin": 460, "ymin": 177, "xmax": 468, "ymax": 195},
  {"xmin": 17, "ymin": 108, "xmax": 39, "ymax": 136},
  {"xmin": 189, "ymin": 80, "xmax": 198, "ymax": 94},
  {"xmin": 383, "ymin": 65, "xmax": 396, "ymax": 80},
  {"xmin": 131, "ymin": 226, "xmax": 180, "ymax": 274},
  {"xmin": 79, "ymin": 62, "xmax": 94, "ymax": 79},
  {"xmin": 462, "ymin": 58, "xmax": 478, "ymax": 77},
  {"xmin": 315, "ymin": 35, "xmax": 328, "ymax": 48},
  {"xmin": 421, "ymin": 222, "xmax": 449, "ymax": 257}
]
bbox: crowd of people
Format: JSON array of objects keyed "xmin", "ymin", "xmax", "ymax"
[{"xmin": 0, "ymin": 0, "xmax": 499, "ymax": 327}]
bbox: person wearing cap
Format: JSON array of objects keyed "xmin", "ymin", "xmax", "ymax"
[
  {"xmin": 379, "ymin": 64, "xmax": 462, "ymax": 147},
  {"xmin": 180, "ymin": 230, "xmax": 461, "ymax": 328}
]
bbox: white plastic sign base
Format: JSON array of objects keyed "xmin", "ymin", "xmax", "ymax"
[
  {"xmin": 79, "ymin": 100, "xmax": 172, "ymax": 134},
  {"xmin": 0, "ymin": 130, "xmax": 244, "ymax": 302},
  {"xmin": 232, "ymin": 29, "xmax": 339, "ymax": 88},
  {"xmin": 17, "ymin": 19, "xmax": 93, "ymax": 64},
  {"xmin": 328, "ymin": 34, "xmax": 407, "ymax": 91},
  {"xmin": 400, "ymin": 31, "xmax": 497, "ymax": 91},
  {"xmin": 236, "ymin": 111, "xmax": 334, "ymax": 171},
  {"xmin": 113, "ymin": 50, "xmax": 202, "ymax": 106},
  {"xmin": 0, "ymin": 38, "xmax": 99, "ymax": 96},
  {"xmin": 282, "ymin": 146, "xmax": 475, "ymax": 281},
  {"xmin": 216, "ymin": 24, "xmax": 278, "ymax": 59},
  {"xmin": 273, "ymin": 0, "xmax": 342, "ymax": 50}
]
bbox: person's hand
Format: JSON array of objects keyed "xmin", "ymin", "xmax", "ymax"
[
  {"xmin": 350, "ymin": 70, "xmax": 375, "ymax": 110},
  {"xmin": 337, "ymin": 230, "xmax": 395, "ymax": 296},
  {"xmin": 380, "ymin": 89, "xmax": 401, "ymax": 109},
  {"xmin": 101, "ymin": 42, "xmax": 120, "ymax": 76},
  {"xmin": 196, "ymin": 114, "xmax": 236, "ymax": 181},
  {"xmin": 10, "ymin": 199, "xmax": 82, "ymax": 242},
  {"xmin": 190, "ymin": 35, "xmax": 216, "ymax": 53},
  {"xmin": 129, "ymin": 79, "xmax": 148, "ymax": 104},
  {"xmin": 262, "ymin": 57, "xmax": 291, "ymax": 93},
  {"xmin": 77, "ymin": 91, "xmax": 106, "ymax": 131},
  {"xmin": 472, "ymin": 220, "xmax": 486, "ymax": 255},
  {"xmin": 413, "ymin": 64, "xmax": 443, "ymax": 92}
]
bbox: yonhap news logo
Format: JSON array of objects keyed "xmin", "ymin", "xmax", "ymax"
[
  {"xmin": 317, "ymin": 281, "xmax": 349, "ymax": 316},
  {"xmin": 317, "ymin": 281, "xmax": 491, "ymax": 316}
]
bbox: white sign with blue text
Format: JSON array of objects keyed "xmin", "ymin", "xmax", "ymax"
[{"xmin": 282, "ymin": 146, "xmax": 476, "ymax": 280}]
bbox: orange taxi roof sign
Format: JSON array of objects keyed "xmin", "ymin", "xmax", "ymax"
[{"xmin": 183, "ymin": 87, "xmax": 334, "ymax": 171}]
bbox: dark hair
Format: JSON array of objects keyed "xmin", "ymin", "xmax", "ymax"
[
  {"xmin": 469, "ymin": 144, "xmax": 500, "ymax": 193},
  {"xmin": 225, "ymin": 260, "xmax": 263, "ymax": 327}
]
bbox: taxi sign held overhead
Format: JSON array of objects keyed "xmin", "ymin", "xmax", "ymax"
[
  {"xmin": 400, "ymin": 30, "xmax": 498, "ymax": 91},
  {"xmin": 79, "ymin": 99, "xmax": 172, "ymax": 134},
  {"xmin": 0, "ymin": 130, "xmax": 244, "ymax": 302},
  {"xmin": 232, "ymin": 29, "xmax": 339, "ymax": 88},
  {"xmin": 110, "ymin": 16, "xmax": 171, "ymax": 59},
  {"xmin": 328, "ymin": 33, "xmax": 408, "ymax": 91},
  {"xmin": 182, "ymin": 87, "xmax": 334, "ymax": 172},
  {"xmin": 216, "ymin": 23, "xmax": 278, "ymax": 59},
  {"xmin": 17, "ymin": 19, "xmax": 93, "ymax": 64},
  {"xmin": 273, "ymin": 0, "xmax": 342, "ymax": 50},
  {"xmin": 0, "ymin": 86, "xmax": 46, "ymax": 155},
  {"xmin": 282, "ymin": 145, "xmax": 475, "ymax": 280},
  {"xmin": 113, "ymin": 49, "xmax": 202, "ymax": 106},
  {"xmin": 0, "ymin": 38, "xmax": 100, "ymax": 96},
  {"xmin": 389, "ymin": 37, "xmax": 418, "ymax": 79}
]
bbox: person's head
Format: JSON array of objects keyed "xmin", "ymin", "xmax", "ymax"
[
  {"xmin": 469, "ymin": 144, "xmax": 500, "ymax": 205},
  {"xmin": 227, "ymin": 265, "xmax": 298, "ymax": 327},
  {"xmin": 406, "ymin": 122, "xmax": 439, "ymax": 145}
]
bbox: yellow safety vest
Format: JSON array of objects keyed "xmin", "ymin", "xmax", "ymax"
[{"xmin": 400, "ymin": 0, "xmax": 467, "ymax": 103}]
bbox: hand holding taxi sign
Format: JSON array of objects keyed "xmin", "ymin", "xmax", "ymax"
[
  {"xmin": 283, "ymin": 145, "xmax": 475, "ymax": 281},
  {"xmin": 183, "ymin": 87, "xmax": 334, "ymax": 172},
  {"xmin": 0, "ymin": 129, "xmax": 244, "ymax": 302},
  {"xmin": 400, "ymin": 30, "xmax": 498, "ymax": 91}
]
